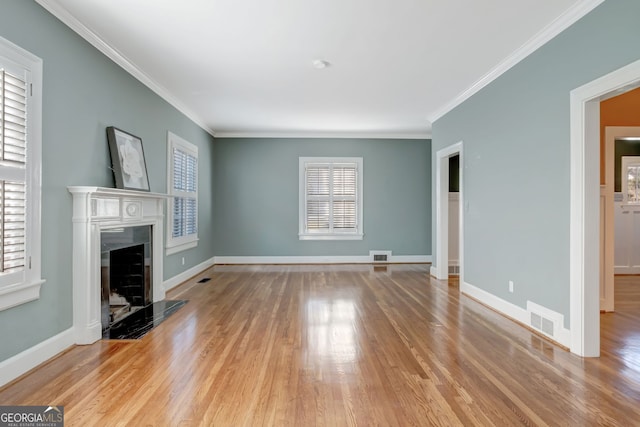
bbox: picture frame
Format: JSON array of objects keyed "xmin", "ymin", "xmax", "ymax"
[{"xmin": 106, "ymin": 126, "xmax": 150, "ymax": 191}]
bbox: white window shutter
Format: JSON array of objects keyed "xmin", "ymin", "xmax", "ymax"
[
  {"xmin": 0, "ymin": 69, "xmax": 27, "ymax": 275},
  {"xmin": 300, "ymin": 158, "xmax": 362, "ymax": 240}
]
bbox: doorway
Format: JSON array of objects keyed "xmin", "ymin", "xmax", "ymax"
[
  {"xmin": 570, "ymin": 58, "xmax": 640, "ymax": 357},
  {"xmin": 433, "ymin": 142, "xmax": 463, "ymax": 282},
  {"xmin": 602, "ymin": 127, "xmax": 640, "ymax": 313}
]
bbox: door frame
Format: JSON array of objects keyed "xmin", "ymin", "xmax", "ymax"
[
  {"xmin": 570, "ymin": 59, "xmax": 640, "ymax": 357},
  {"xmin": 433, "ymin": 141, "xmax": 463, "ymax": 282}
]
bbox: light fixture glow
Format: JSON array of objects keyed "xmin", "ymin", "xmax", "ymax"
[{"xmin": 312, "ymin": 59, "xmax": 330, "ymax": 69}]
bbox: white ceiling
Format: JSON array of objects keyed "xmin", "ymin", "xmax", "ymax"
[{"xmin": 36, "ymin": 0, "xmax": 602, "ymax": 138}]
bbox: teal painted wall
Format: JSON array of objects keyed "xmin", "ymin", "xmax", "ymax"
[
  {"xmin": 214, "ymin": 138, "xmax": 431, "ymax": 257},
  {"xmin": 432, "ymin": 0, "xmax": 640, "ymax": 328},
  {"xmin": 0, "ymin": 1, "xmax": 215, "ymax": 361}
]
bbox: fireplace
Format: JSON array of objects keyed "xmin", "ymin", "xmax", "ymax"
[
  {"xmin": 69, "ymin": 186, "xmax": 169, "ymax": 344},
  {"xmin": 101, "ymin": 226, "xmax": 152, "ymax": 332}
]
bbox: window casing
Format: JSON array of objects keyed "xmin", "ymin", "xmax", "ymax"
[
  {"xmin": 166, "ymin": 132, "xmax": 198, "ymax": 255},
  {"xmin": 299, "ymin": 157, "xmax": 363, "ymax": 240},
  {"xmin": 0, "ymin": 37, "xmax": 43, "ymax": 311}
]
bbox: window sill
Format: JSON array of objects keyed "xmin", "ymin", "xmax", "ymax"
[
  {"xmin": 166, "ymin": 239, "xmax": 198, "ymax": 255},
  {"xmin": 299, "ymin": 233, "xmax": 364, "ymax": 241},
  {"xmin": 0, "ymin": 278, "xmax": 45, "ymax": 311}
]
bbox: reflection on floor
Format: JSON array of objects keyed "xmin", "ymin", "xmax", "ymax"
[
  {"xmin": 601, "ymin": 276, "xmax": 640, "ymax": 375},
  {"xmin": 103, "ymin": 300, "xmax": 187, "ymax": 340}
]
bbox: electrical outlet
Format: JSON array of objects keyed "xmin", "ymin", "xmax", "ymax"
[
  {"xmin": 509, "ymin": 280, "xmax": 514, "ymax": 293},
  {"xmin": 181, "ymin": 257, "xmax": 185, "ymax": 266}
]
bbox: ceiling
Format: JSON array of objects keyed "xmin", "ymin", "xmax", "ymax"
[{"xmin": 36, "ymin": 0, "xmax": 602, "ymax": 139}]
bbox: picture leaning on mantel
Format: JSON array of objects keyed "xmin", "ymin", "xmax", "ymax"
[{"xmin": 107, "ymin": 126, "xmax": 151, "ymax": 192}]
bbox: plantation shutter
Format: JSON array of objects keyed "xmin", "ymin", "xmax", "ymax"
[
  {"xmin": 172, "ymin": 147, "xmax": 197, "ymax": 238},
  {"xmin": 304, "ymin": 162, "xmax": 358, "ymax": 233},
  {"xmin": 306, "ymin": 165, "xmax": 330, "ymax": 231},
  {"xmin": 332, "ymin": 165, "xmax": 356, "ymax": 229},
  {"xmin": 0, "ymin": 69, "xmax": 27, "ymax": 275}
]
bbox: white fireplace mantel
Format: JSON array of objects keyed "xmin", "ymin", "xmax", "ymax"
[{"xmin": 68, "ymin": 186, "xmax": 170, "ymax": 344}]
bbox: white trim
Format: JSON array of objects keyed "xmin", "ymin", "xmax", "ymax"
[
  {"xmin": 570, "ymin": 59, "xmax": 640, "ymax": 357},
  {"xmin": 430, "ymin": 265, "xmax": 438, "ymax": 277},
  {"xmin": 298, "ymin": 234, "xmax": 364, "ymax": 241},
  {"xmin": 434, "ymin": 142, "xmax": 463, "ymax": 280},
  {"xmin": 68, "ymin": 186, "xmax": 170, "ymax": 344},
  {"xmin": 461, "ymin": 281, "xmax": 571, "ymax": 349},
  {"xmin": 299, "ymin": 157, "xmax": 364, "ymax": 240},
  {"xmin": 0, "ymin": 36, "xmax": 44, "ymax": 312},
  {"xmin": 0, "ymin": 328, "xmax": 75, "ymax": 387},
  {"xmin": 34, "ymin": 0, "xmax": 214, "ymax": 137},
  {"xmin": 526, "ymin": 300, "xmax": 571, "ymax": 346},
  {"xmin": 163, "ymin": 256, "xmax": 216, "ymax": 292},
  {"xmin": 0, "ymin": 279, "xmax": 45, "ymax": 311},
  {"xmin": 213, "ymin": 255, "xmax": 431, "ymax": 265},
  {"xmin": 215, "ymin": 131, "xmax": 431, "ymax": 140},
  {"xmin": 428, "ymin": 0, "xmax": 605, "ymax": 124},
  {"xmin": 166, "ymin": 132, "xmax": 199, "ymax": 253},
  {"xmin": 166, "ymin": 240, "xmax": 198, "ymax": 256}
]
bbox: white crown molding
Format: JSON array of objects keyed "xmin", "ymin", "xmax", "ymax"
[
  {"xmin": 35, "ymin": 0, "xmax": 215, "ymax": 137},
  {"xmin": 428, "ymin": 0, "xmax": 606, "ymax": 124},
  {"xmin": 213, "ymin": 131, "xmax": 432, "ymax": 140}
]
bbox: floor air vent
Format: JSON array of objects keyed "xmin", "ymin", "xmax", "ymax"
[{"xmin": 198, "ymin": 278, "xmax": 211, "ymax": 283}]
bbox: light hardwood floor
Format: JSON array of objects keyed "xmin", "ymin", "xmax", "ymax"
[{"xmin": 1, "ymin": 264, "xmax": 639, "ymax": 426}]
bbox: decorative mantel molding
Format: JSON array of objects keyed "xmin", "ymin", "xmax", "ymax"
[{"xmin": 68, "ymin": 186, "xmax": 169, "ymax": 344}]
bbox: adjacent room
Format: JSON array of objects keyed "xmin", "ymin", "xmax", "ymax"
[{"xmin": 0, "ymin": 0, "xmax": 639, "ymax": 424}]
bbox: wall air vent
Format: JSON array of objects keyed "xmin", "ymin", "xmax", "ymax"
[
  {"xmin": 448, "ymin": 265, "xmax": 460, "ymax": 275},
  {"xmin": 370, "ymin": 250, "xmax": 392, "ymax": 263},
  {"xmin": 530, "ymin": 311, "xmax": 555, "ymax": 338}
]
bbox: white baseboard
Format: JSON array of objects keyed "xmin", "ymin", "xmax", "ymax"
[
  {"xmin": 0, "ymin": 327, "xmax": 75, "ymax": 387},
  {"xmin": 163, "ymin": 256, "xmax": 216, "ymax": 292},
  {"xmin": 461, "ymin": 281, "xmax": 571, "ymax": 348},
  {"xmin": 213, "ymin": 255, "xmax": 431, "ymax": 265}
]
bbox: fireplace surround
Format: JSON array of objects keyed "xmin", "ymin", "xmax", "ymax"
[{"xmin": 69, "ymin": 186, "xmax": 169, "ymax": 344}]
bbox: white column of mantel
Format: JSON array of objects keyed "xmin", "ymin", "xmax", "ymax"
[
  {"xmin": 68, "ymin": 187, "xmax": 170, "ymax": 345},
  {"xmin": 69, "ymin": 190, "xmax": 102, "ymax": 344}
]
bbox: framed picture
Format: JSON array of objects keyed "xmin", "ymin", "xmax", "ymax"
[{"xmin": 107, "ymin": 127, "xmax": 150, "ymax": 191}]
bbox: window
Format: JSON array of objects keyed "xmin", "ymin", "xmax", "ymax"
[
  {"xmin": 622, "ymin": 156, "xmax": 640, "ymax": 203},
  {"xmin": 299, "ymin": 157, "xmax": 363, "ymax": 240},
  {"xmin": 0, "ymin": 37, "xmax": 43, "ymax": 311},
  {"xmin": 166, "ymin": 132, "xmax": 198, "ymax": 254}
]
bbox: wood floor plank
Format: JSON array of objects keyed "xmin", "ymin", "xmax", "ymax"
[{"xmin": 1, "ymin": 264, "xmax": 639, "ymax": 426}]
